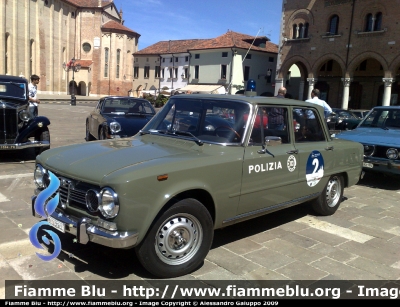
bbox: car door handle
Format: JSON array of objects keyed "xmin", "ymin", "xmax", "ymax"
[
  {"xmin": 325, "ymin": 146, "xmax": 334, "ymax": 151},
  {"xmin": 286, "ymin": 150, "xmax": 299, "ymax": 154}
]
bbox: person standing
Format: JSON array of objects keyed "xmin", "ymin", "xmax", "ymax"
[
  {"xmin": 268, "ymin": 87, "xmax": 286, "ymax": 129},
  {"xmin": 306, "ymin": 88, "xmax": 332, "ymax": 117},
  {"xmin": 28, "ymin": 74, "xmax": 41, "ymax": 116}
]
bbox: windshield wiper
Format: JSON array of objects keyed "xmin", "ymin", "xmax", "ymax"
[{"xmin": 157, "ymin": 130, "xmax": 203, "ymax": 146}]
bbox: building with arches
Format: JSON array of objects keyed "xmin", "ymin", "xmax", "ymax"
[
  {"xmin": 276, "ymin": 0, "xmax": 400, "ymax": 109},
  {"xmin": 0, "ymin": 0, "xmax": 139, "ymax": 97}
]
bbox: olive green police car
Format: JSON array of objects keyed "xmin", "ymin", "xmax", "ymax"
[{"xmin": 32, "ymin": 94, "xmax": 363, "ymax": 278}]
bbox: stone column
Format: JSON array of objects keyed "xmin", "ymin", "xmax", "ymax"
[
  {"xmin": 274, "ymin": 78, "xmax": 284, "ymax": 96},
  {"xmin": 298, "ymin": 80, "xmax": 305, "ymax": 100},
  {"xmin": 306, "ymin": 78, "xmax": 316, "ymax": 99},
  {"xmin": 341, "ymin": 78, "xmax": 351, "ymax": 109},
  {"xmin": 382, "ymin": 78, "xmax": 393, "ymax": 106}
]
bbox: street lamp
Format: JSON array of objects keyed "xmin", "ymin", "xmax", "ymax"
[{"xmin": 62, "ymin": 58, "xmax": 81, "ymax": 106}]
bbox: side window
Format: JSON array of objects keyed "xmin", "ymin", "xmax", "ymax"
[
  {"xmin": 249, "ymin": 107, "xmax": 289, "ymax": 145},
  {"xmin": 293, "ymin": 108, "xmax": 326, "ymax": 142}
]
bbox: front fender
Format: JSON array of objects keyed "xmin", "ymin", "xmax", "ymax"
[{"xmin": 16, "ymin": 116, "xmax": 51, "ymax": 141}]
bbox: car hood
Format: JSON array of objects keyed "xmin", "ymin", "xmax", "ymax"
[
  {"xmin": 37, "ymin": 136, "xmax": 193, "ymax": 184},
  {"xmin": 335, "ymin": 127, "xmax": 400, "ymax": 146}
]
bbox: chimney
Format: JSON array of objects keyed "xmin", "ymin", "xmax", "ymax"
[
  {"xmin": 119, "ymin": 8, "xmax": 123, "ymax": 23},
  {"xmin": 98, "ymin": 0, "xmax": 102, "ymax": 7}
]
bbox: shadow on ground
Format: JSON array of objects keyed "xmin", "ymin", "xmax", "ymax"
[{"xmin": 357, "ymin": 171, "xmax": 400, "ymax": 191}]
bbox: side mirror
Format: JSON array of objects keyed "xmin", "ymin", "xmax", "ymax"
[{"xmin": 265, "ymin": 136, "xmax": 282, "ymax": 146}]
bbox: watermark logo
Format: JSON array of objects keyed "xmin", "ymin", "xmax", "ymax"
[{"xmin": 29, "ymin": 171, "xmax": 62, "ymax": 261}]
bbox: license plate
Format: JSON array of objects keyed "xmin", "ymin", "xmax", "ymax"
[
  {"xmin": 0, "ymin": 145, "xmax": 16, "ymax": 149},
  {"xmin": 363, "ymin": 162, "xmax": 373, "ymax": 168},
  {"xmin": 48, "ymin": 216, "xmax": 65, "ymax": 233}
]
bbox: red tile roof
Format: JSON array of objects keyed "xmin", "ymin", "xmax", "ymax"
[
  {"xmin": 135, "ymin": 39, "xmax": 208, "ymax": 55},
  {"xmin": 64, "ymin": 0, "xmax": 112, "ymax": 8},
  {"xmin": 75, "ymin": 60, "xmax": 93, "ymax": 68},
  {"xmin": 190, "ymin": 31, "xmax": 278, "ymax": 53},
  {"xmin": 135, "ymin": 31, "xmax": 278, "ymax": 55},
  {"xmin": 102, "ymin": 20, "xmax": 140, "ymax": 36}
]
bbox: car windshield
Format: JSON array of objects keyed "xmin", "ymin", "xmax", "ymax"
[
  {"xmin": 142, "ymin": 97, "xmax": 250, "ymax": 144},
  {"xmin": 359, "ymin": 108, "xmax": 400, "ymax": 129},
  {"xmin": 101, "ymin": 98, "xmax": 155, "ymax": 115},
  {"xmin": 0, "ymin": 81, "xmax": 26, "ymax": 100},
  {"xmin": 335, "ymin": 110, "xmax": 357, "ymax": 119}
]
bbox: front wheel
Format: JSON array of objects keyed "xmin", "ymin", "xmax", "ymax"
[
  {"xmin": 311, "ymin": 174, "xmax": 344, "ymax": 216},
  {"xmin": 99, "ymin": 126, "xmax": 107, "ymax": 140},
  {"xmin": 34, "ymin": 128, "xmax": 50, "ymax": 155},
  {"xmin": 135, "ymin": 198, "xmax": 213, "ymax": 278}
]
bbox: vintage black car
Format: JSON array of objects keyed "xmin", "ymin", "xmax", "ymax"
[
  {"xmin": 86, "ymin": 96, "xmax": 156, "ymax": 141},
  {"xmin": 332, "ymin": 108, "xmax": 362, "ymax": 130},
  {"xmin": 0, "ymin": 75, "xmax": 50, "ymax": 154}
]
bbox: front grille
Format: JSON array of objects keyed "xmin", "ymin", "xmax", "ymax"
[
  {"xmin": 369, "ymin": 145, "xmax": 400, "ymax": 160},
  {"xmin": 0, "ymin": 108, "xmax": 18, "ymax": 143},
  {"xmin": 56, "ymin": 175, "xmax": 100, "ymax": 213}
]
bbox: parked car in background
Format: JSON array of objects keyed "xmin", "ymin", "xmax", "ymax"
[
  {"xmin": 335, "ymin": 106, "xmax": 400, "ymax": 176},
  {"xmin": 86, "ymin": 96, "xmax": 156, "ymax": 141},
  {"xmin": 0, "ymin": 75, "xmax": 50, "ymax": 155},
  {"xmin": 32, "ymin": 95, "xmax": 363, "ymax": 278},
  {"xmin": 350, "ymin": 109, "xmax": 370, "ymax": 119},
  {"xmin": 332, "ymin": 108, "xmax": 362, "ymax": 130}
]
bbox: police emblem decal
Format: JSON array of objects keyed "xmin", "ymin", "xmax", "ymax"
[{"xmin": 287, "ymin": 155, "xmax": 297, "ymax": 172}]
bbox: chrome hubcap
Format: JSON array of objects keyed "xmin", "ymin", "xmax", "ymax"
[
  {"xmin": 326, "ymin": 176, "xmax": 341, "ymax": 208},
  {"xmin": 155, "ymin": 213, "xmax": 202, "ymax": 265}
]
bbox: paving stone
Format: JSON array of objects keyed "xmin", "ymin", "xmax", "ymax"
[
  {"xmin": 327, "ymin": 249, "xmax": 357, "ymax": 263},
  {"xmin": 350, "ymin": 216, "xmax": 400, "ymax": 232},
  {"xmin": 248, "ymin": 228, "xmax": 291, "ymax": 244},
  {"xmin": 0, "ymin": 239, "xmax": 38, "ymax": 260},
  {"xmin": 279, "ymin": 232, "xmax": 319, "ymax": 249},
  {"xmin": 206, "ymin": 247, "xmax": 261, "ymax": 276},
  {"xmin": 243, "ymin": 267, "xmax": 289, "ymax": 281},
  {"xmin": 346, "ymin": 257, "xmax": 400, "ymax": 280},
  {"xmin": 262, "ymin": 238, "xmax": 323, "ymax": 264},
  {"xmin": 8, "ymin": 254, "xmax": 69, "ymax": 280},
  {"xmin": 0, "ymin": 199, "xmax": 31, "ymax": 213},
  {"xmin": 222, "ymin": 238, "xmax": 263, "ymax": 255},
  {"xmin": 310, "ymin": 257, "xmax": 383, "ymax": 280},
  {"xmin": 196, "ymin": 266, "xmax": 244, "ymax": 280},
  {"xmin": 337, "ymin": 240, "xmax": 400, "ymax": 267},
  {"xmin": 191, "ymin": 259, "xmax": 219, "ymax": 278},
  {"xmin": 0, "ymin": 226, "xmax": 28, "ymax": 244},
  {"xmin": 349, "ymin": 224, "xmax": 397, "ymax": 241},
  {"xmin": 296, "ymin": 227, "xmax": 349, "ymax": 246},
  {"xmin": 5, "ymin": 208, "xmax": 38, "ymax": 230},
  {"xmin": 244, "ymin": 248, "xmax": 295, "ymax": 270},
  {"xmin": 276, "ymin": 221, "xmax": 309, "ymax": 233},
  {"xmin": 275, "ymin": 260, "xmax": 328, "ymax": 281},
  {"xmin": 0, "ymin": 260, "xmax": 23, "ymax": 289}
]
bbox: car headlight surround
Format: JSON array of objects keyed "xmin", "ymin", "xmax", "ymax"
[
  {"xmin": 34, "ymin": 164, "xmax": 49, "ymax": 188},
  {"xmin": 110, "ymin": 121, "xmax": 121, "ymax": 134},
  {"xmin": 386, "ymin": 148, "xmax": 399, "ymax": 160},
  {"xmin": 19, "ymin": 110, "xmax": 32, "ymax": 122},
  {"xmin": 99, "ymin": 187, "xmax": 119, "ymax": 218},
  {"xmin": 363, "ymin": 145, "xmax": 375, "ymax": 157},
  {"xmin": 86, "ymin": 189, "xmax": 100, "ymax": 212}
]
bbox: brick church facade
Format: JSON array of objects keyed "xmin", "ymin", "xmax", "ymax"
[
  {"xmin": 276, "ymin": 0, "xmax": 400, "ymax": 109},
  {"xmin": 0, "ymin": 0, "xmax": 140, "ymax": 97}
]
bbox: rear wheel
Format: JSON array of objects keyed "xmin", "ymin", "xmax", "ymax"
[
  {"xmin": 135, "ymin": 198, "xmax": 213, "ymax": 278},
  {"xmin": 311, "ymin": 174, "xmax": 344, "ymax": 216},
  {"xmin": 34, "ymin": 128, "xmax": 50, "ymax": 156}
]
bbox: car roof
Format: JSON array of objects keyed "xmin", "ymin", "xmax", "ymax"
[
  {"xmin": 171, "ymin": 94, "xmax": 322, "ymax": 109},
  {"xmin": 0, "ymin": 75, "xmax": 28, "ymax": 83}
]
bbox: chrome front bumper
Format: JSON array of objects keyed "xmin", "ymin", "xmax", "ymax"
[
  {"xmin": 31, "ymin": 196, "xmax": 139, "ymax": 249},
  {"xmin": 364, "ymin": 157, "xmax": 400, "ymax": 173},
  {"xmin": 0, "ymin": 140, "xmax": 49, "ymax": 150}
]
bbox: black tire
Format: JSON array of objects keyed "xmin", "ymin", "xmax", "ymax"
[
  {"xmin": 311, "ymin": 174, "xmax": 344, "ymax": 216},
  {"xmin": 99, "ymin": 126, "xmax": 107, "ymax": 140},
  {"xmin": 135, "ymin": 198, "xmax": 214, "ymax": 278},
  {"xmin": 86, "ymin": 122, "xmax": 94, "ymax": 141},
  {"xmin": 34, "ymin": 128, "xmax": 50, "ymax": 155}
]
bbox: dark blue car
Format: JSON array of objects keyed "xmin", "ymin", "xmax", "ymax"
[
  {"xmin": 86, "ymin": 96, "xmax": 156, "ymax": 141},
  {"xmin": 335, "ymin": 106, "xmax": 400, "ymax": 175}
]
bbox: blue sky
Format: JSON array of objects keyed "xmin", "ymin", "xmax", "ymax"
[{"xmin": 112, "ymin": 0, "xmax": 283, "ymax": 50}]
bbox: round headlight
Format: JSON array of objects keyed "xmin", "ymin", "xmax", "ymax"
[
  {"xmin": 34, "ymin": 164, "xmax": 48, "ymax": 188},
  {"xmin": 386, "ymin": 148, "xmax": 399, "ymax": 160},
  {"xmin": 86, "ymin": 189, "xmax": 100, "ymax": 212},
  {"xmin": 364, "ymin": 145, "xmax": 375, "ymax": 156},
  {"xmin": 110, "ymin": 122, "xmax": 121, "ymax": 134},
  {"xmin": 19, "ymin": 110, "xmax": 32, "ymax": 122},
  {"xmin": 99, "ymin": 187, "xmax": 119, "ymax": 218}
]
